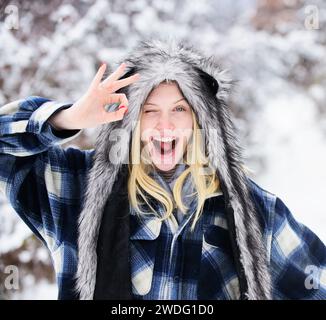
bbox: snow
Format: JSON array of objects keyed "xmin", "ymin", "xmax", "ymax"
[
  {"xmin": 11, "ymin": 278, "xmax": 57, "ymax": 300},
  {"xmin": 0, "ymin": 199, "xmax": 32, "ymax": 254},
  {"xmin": 250, "ymin": 93, "xmax": 326, "ymax": 243},
  {"xmin": 1, "ymin": 0, "xmax": 326, "ymax": 299}
]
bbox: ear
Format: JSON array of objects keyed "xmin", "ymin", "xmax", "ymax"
[{"xmin": 194, "ymin": 66, "xmax": 219, "ymax": 96}]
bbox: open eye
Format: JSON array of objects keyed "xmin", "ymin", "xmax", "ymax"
[{"xmin": 175, "ymin": 105, "xmax": 186, "ymax": 112}]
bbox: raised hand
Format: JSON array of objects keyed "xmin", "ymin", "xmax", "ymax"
[{"xmin": 48, "ymin": 62, "xmax": 140, "ymax": 130}]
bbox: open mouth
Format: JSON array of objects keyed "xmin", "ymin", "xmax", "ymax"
[{"xmin": 150, "ymin": 136, "xmax": 179, "ymax": 156}]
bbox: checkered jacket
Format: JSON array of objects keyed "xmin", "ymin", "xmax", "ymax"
[{"xmin": 1, "ymin": 96, "xmax": 325, "ymax": 299}]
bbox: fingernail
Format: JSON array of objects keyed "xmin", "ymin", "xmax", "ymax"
[{"xmin": 118, "ymin": 105, "xmax": 127, "ymax": 110}]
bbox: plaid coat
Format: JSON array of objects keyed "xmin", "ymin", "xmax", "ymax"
[{"xmin": 0, "ymin": 96, "xmax": 326, "ymax": 299}]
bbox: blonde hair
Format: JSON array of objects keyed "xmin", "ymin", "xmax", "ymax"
[{"xmin": 128, "ymin": 86, "xmax": 222, "ymax": 232}]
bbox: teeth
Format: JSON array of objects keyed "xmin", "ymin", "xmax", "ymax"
[{"xmin": 153, "ymin": 137, "xmax": 175, "ymax": 142}]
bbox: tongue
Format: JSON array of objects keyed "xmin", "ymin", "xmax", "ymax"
[{"xmin": 161, "ymin": 141, "xmax": 172, "ymax": 151}]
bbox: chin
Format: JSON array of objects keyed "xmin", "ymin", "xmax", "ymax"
[{"xmin": 153, "ymin": 162, "xmax": 178, "ymax": 172}]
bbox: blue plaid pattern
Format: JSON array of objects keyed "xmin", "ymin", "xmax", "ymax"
[
  {"xmin": 0, "ymin": 96, "xmax": 91, "ymax": 299},
  {"xmin": 1, "ymin": 96, "xmax": 325, "ymax": 300},
  {"xmin": 129, "ymin": 187, "xmax": 241, "ymax": 299}
]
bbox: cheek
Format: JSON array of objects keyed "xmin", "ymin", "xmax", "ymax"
[
  {"xmin": 175, "ymin": 116, "xmax": 193, "ymax": 148},
  {"xmin": 176, "ymin": 114, "xmax": 193, "ymax": 133},
  {"xmin": 140, "ymin": 114, "xmax": 158, "ymax": 130},
  {"xmin": 140, "ymin": 117, "xmax": 152, "ymax": 141},
  {"xmin": 140, "ymin": 120, "xmax": 159, "ymax": 143}
]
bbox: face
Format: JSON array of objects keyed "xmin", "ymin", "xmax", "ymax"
[{"xmin": 140, "ymin": 82, "xmax": 193, "ymax": 171}]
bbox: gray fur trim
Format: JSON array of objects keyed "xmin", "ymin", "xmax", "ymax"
[{"xmin": 75, "ymin": 36, "xmax": 272, "ymax": 300}]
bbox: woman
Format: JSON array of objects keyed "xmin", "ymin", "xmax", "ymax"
[{"xmin": 0, "ymin": 38, "xmax": 325, "ymax": 300}]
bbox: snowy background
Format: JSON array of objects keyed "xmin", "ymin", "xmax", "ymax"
[{"xmin": 0, "ymin": 0, "xmax": 325, "ymax": 299}]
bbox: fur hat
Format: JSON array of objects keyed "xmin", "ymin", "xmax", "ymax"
[{"xmin": 75, "ymin": 37, "xmax": 272, "ymax": 300}]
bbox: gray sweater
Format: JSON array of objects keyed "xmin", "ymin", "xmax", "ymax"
[{"xmin": 154, "ymin": 164, "xmax": 196, "ymax": 225}]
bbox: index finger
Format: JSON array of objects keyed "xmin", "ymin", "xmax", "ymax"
[
  {"xmin": 102, "ymin": 73, "xmax": 140, "ymax": 92},
  {"xmin": 89, "ymin": 63, "xmax": 107, "ymax": 90},
  {"xmin": 101, "ymin": 62, "xmax": 128, "ymax": 85}
]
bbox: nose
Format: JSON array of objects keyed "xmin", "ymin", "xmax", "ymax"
[{"xmin": 156, "ymin": 113, "xmax": 174, "ymax": 132}]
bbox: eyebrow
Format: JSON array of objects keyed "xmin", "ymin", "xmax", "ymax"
[{"xmin": 144, "ymin": 98, "xmax": 186, "ymax": 106}]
